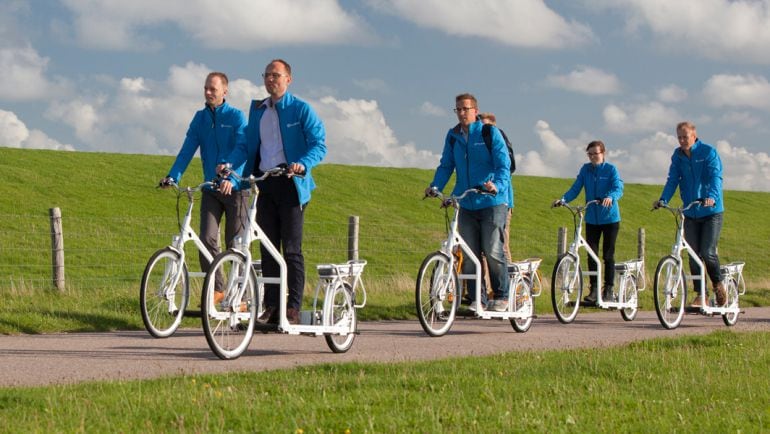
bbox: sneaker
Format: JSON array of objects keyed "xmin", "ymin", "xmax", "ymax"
[
  {"xmin": 286, "ymin": 307, "xmax": 300, "ymax": 325},
  {"xmin": 602, "ymin": 286, "xmax": 616, "ymax": 302},
  {"xmin": 491, "ymin": 300, "xmax": 509, "ymax": 312},
  {"xmin": 257, "ymin": 306, "xmax": 278, "ymax": 324},
  {"xmin": 468, "ymin": 300, "xmax": 486, "ymax": 312},
  {"xmin": 714, "ymin": 282, "xmax": 727, "ymax": 307},
  {"xmin": 689, "ymin": 294, "xmax": 707, "ymax": 308}
]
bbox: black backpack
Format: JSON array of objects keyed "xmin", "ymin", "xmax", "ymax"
[{"xmin": 449, "ymin": 124, "xmax": 516, "ymax": 173}]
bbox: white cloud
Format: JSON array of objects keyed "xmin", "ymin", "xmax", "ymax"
[
  {"xmin": 703, "ymin": 74, "xmax": 770, "ymax": 111},
  {"xmin": 657, "ymin": 84, "xmax": 688, "ymax": 103},
  {"xmin": 313, "ymin": 96, "xmax": 440, "ymax": 168},
  {"xmin": 604, "ymin": 0, "xmax": 770, "ymax": 64},
  {"xmin": 418, "ymin": 102, "xmax": 446, "ymax": 117},
  {"xmin": 716, "ymin": 140, "xmax": 770, "ymax": 191},
  {"xmin": 353, "ymin": 78, "xmax": 389, "ymax": 93},
  {"xmin": 515, "ymin": 120, "xmax": 580, "ymax": 178},
  {"xmin": 603, "ymin": 102, "xmax": 680, "ymax": 133},
  {"xmin": 61, "ymin": 0, "xmax": 374, "ymax": 50},
  {"xmin": 0, "ymin": 109, "xmax": 74, "ymax": 151},
  {"xmin": 545, "ymin": 66, "xmax": 621, "ymax": 95},
  {"xmin": 0, "ymin": 46, "xmax": 66, "ymax": 101},
  {"xmin": 369, "ymin": 0, "xmax": 595, "ymax": 49},
  {"xmin": 719, "ymin": 111, "xmax": 761, "ymax": 128}
]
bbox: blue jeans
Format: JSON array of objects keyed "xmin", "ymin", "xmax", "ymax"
[
  {"xmin": 458, "ymin": 204, "xmax": 510, "ymax": 304},
  {"xmin": 684, "ymin": 212, "xmax": 723, "ymax": 295}
]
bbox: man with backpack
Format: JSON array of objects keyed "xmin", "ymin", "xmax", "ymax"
[
  {"xmin": 479, "ymin": 112, "xmax": 514, "ymax": 262},
  {"xmin": 425, "ymin": 93, "xmax": 511, "ymax": 312}
]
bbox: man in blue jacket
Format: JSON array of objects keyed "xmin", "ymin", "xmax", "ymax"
[
  {"xmin": 654, "ymin": 121, "xmax": 726, "ymax": 307},
  {"xmin": 161, "ymin": 72, "xmax": 248, "ymax": 299},
  {"xmin": 426, "ymin": 93, "xmax": 511, "ymax": 312},
  {"xmin": 554, "ymin": 140, "xmax": 624, "ymax": 305},
  {"xmin": 220, "ymin": 59, "xmax": 326, "ymax": 325}
]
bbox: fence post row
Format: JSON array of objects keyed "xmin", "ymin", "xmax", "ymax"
[
  {"xmin": 49, "ymin": 207, "xmax": 65, "ymax": 291},
  {"xmin": 348, "ymin": 216, "xmax": 359, "ymax": 261}
]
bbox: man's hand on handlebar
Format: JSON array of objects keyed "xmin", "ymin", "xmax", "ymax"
[{"xmin": 158, "ymin": 177, "xmax": 174, "ymax": 189}]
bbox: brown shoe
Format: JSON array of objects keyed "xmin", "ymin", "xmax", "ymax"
[
  {"xmin": 286, "ymin": 307, "xmax": 300, "ymax": 325},
  {"xmin": 714, "ymin": 281, "xmax": 727, "ymax": 307},
  {"xmin": 213, "ymin": 291, "xmax": 225, "ymax": 304},
  {"xmin": 257, "ymin": 306, "xmax": 278, "ymax": 324},
  {"xmin": 690, "ymin": 293, "xmax": 707, "ymax": 308}
]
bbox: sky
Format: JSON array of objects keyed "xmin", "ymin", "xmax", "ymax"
[{"xmin": 2, "ymin": 0, "xmax": 770, "ymax": 192}]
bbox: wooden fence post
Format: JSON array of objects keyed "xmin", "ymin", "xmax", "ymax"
[
  {"xmin": 557, "ymin": 227, "xmax": 567, "ymax": 256},
  {"xmin": 637, "ymin": 228, "xmax": 645, "ymax": 260},
  {"xmin": 348, "ymin": 216, "xmax": 359, "ymax": 261},
  {"xmin": 49, "ymin": 207, "xmax": 65, "ymax": 291}
]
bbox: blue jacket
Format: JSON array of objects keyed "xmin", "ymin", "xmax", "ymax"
[
  {"xmin": 562, "ymin": 161, "xmax": 623, "ymax": 225},
  {"xmin": 659, "ymin": 139, "xmax": 724, "ymax": 218},
  {"xmin": 167, "ymin": 101, "xmax": 247, "ymax": 190},
  {"xmin": 226, "ymin": 92, "xmax": 326, "ymax": 205},
  {"xmin": 430, "ymin": 121, "xmax": 511, "ymax": 211}
]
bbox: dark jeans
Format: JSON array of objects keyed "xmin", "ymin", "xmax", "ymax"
[
  {"xmin": 257, "ymin": 176, "xmax": 306, "ymax": 310},
  {"xmin": 199, "ymin": 189, "xmax": 250, "ymax": 291},
  {"xmin": 684, "ymin": 212, "xmax": 723, "ymax": 294},
  {"xmin": 458, "ymin": 204, "xmax": 510, "ymax": 304},
  {"xmin": 585, "ymin": 222, "xmax": 619, "ymax": 290}
]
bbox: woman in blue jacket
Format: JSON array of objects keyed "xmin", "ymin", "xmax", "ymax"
[{"xmin": 554, "ymin": 140, "xmax": 624, "ymax": 305}]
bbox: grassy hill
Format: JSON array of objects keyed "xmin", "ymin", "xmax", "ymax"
[{"xmin": 1, "ymin": 147, "xmax": 768, "ymax": 333}]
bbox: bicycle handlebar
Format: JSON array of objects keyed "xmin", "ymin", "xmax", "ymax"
[
  {"xmin": 551, "ymin": 199, "xmax": 600, "ymax": 213},
  {"xmin": 158, "ymin": 178, "xmax": 216, "ymax": 193},
  {"xmin": 651, "ymin": 199, "xmax": 705, "ymax": 213},
  {"xmin": 424, "ymin": 186, "xmax": 494, "ymax": 207},
  {"xmin": 219, "ymin": 164, "xmax": 305, "ymax": 184}
]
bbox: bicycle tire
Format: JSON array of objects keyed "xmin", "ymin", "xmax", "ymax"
[
  {"xmin": 722, "ymin": 277, "xmax": 740, "ymax": 326},
  {"xmin": 140, "ymin": 248, "xmax": 189, "ymax": 338},
  {"xmin": 653, "ymin": 255, "xmax": 686, "ymax": 329},
  {"xmin": 619, "ymin": 274, "xmax": 638, "ymax": 321},
  {"xmin": 201, "ymin": 250, "xmax": 257, "ymax": 360},
  {"xmin": 551, "ymin": 253, "xmax": 582, "ymax": 324},
  {"xmin": 509, "ymin": 276, "xmax": 534, "ymax": 333},
  {"xmin": 415, "ymin": 252, "xmax": 459, "ymax": 337},
  {"xmin": 324, "ymin": 281, "xmax": 357, "ymax": 353}
]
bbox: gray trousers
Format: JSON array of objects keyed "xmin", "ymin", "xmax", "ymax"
[{"xmin": 199, "ymin": 189, "xmax": 249, "ymax": 291}]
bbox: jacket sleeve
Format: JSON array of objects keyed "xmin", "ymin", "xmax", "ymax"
[
  {"xmin": 296, "ymin": 103, "xmax": 326, "ymax": 171},
  {"xmin": 489, "ymin": 127, "xmax": 510, "ymax": 193},
  {"xmin": 660, "ymin": 153, "xmax": 680, "ymax": 203},
  {"xmin": 705, "ymin": 148, "xmax": 723, "ymax": 202},
  {"xmin": 562, "ymin": 166, "xmax": 585, "ymax": 203},
  {"xmin": 167, "ymin": 112, "xmax": 201, "ymax": 183},
  {"xmin": 608, "ymin": 165, "xmax": 624, "ymax": 201},
  {"xmin": 430, "ymin": 133, "xmax": 456, "ymax": 191}
]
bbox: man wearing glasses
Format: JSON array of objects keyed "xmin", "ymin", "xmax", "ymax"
[
  {"xmin": 425, "ymin": 93, "xmax": 511, "ymax": 312},
  {"xmin": 220, "ymin": 59, "xmax": 327, "ymax": 324}
]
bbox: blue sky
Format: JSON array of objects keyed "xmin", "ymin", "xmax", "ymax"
[{"xmin": 2, "ymin": 0, "xmax": 770, "ymax": 191}]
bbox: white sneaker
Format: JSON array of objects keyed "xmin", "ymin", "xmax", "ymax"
[
  {"xmin": 468, "ymin": 300, "xmax": 486, "ymax": 312},
  {"xmin": 491, "ymin": 300, "xmax": 509, "ymax": 312}
]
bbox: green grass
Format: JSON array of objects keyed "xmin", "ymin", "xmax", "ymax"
[
  {"xmin": 1, "ymin": 147, "xmax": 769, "ymax": 334},
  {"xmin": 0, "ymin": 331, "xmax": 767, "ymax": 432}
]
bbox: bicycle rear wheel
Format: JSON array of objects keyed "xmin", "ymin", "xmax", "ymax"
[
  {"xmin": 722, "ymin": 278, "xmax": 740, "ymax": 326},
  {"xmin": 619, "ymin": 274, "xmax": 638, "ymax": 321},
  {"xmin": 509, "ymin": 277, "xmax": 534, "ymax": 333},
  {"xmin": 201, "ymin": 250, "xmax": 257, "ymax": 360},
  {"xmin": 551, "ymin": 253, "xmax": 582, "ymax": 324},
  {"xmin": 140, "ymin": 248, "xmax": 189, "ymax": 338},
  {"xmin": 653, "ymin": 255, "xmax": 686, "ymax": 329},
  {"xmin": 324, "ymin": 281, "xmax": 357, "ymax": 353},
  {"xmin": 415, "ymin": 252, "xmax": 459, "ymax": 337}
]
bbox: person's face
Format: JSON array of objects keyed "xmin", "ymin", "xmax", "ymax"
[
  {"xmin": 454, "ymin": 99, "xmax": 477, "ymax": 127},
  {"xmin": 263, "ymin": 61, "xmax": 292, "ymax": 99},
  {"xmin": 677, "ymin": 127, "xmax": 697, "ymax": 151},
  {"xmin": 587, "ymin": 145, "xmax": 604, "ymax": 164},
  {"xmin": 204, "ymin": 76, "xmax": 227, "ymax": 107}
]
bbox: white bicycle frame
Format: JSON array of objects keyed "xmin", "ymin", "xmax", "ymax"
[
  {"xmin": 559, "ymin": 200, "xmax": 638, "ymax": 310},
  {"xmin": 659, "ymin": 201, "xmax": 739, "ymax": 316},
  {"xmin": 433, "ymin": 189, "xmax": 532, "ymax": 320},
  {"xmin": 224, "ymin": 169, "xmax": 363, "ymax": 336}
]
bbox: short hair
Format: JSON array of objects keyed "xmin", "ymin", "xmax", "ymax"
[
  {"xmin": 455, "ymin": 93, "xmax": 478, "ymax": 107},
  {"xmin": 478, "ymin": 112, "xmax": 496, "ymax": 125},
  {"xmin": 676, "ymin": 121, "xmax": 696, "ymax": 132},
  {"xmin": 586, "ymin": 140, "xmax": 605, "ymax": 153},
  {"xmin": 206, "ymin": 72, "xmax": 229, "ymax": 85},
  {"xmin": 268, "ymin": 59, "xmax": 292, "ymax": 76}
]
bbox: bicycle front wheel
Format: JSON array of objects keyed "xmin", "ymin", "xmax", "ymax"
[
  {"xmin": 619, "ymin": 274, "xmax": 638, "ymax": 321},
  {"xmin": 653, "ymin": 255, "xmax": 686, "ymax": 329},
  {"xmin": 509, "ymin": 277, "xmax": 534, "ymax": 333},
  {"xmin": 722, "ymin": 277, "xmax": 740, "ymax": 326},
  {"xmin": 140, "ymin": 248, "xmax": 189, "ymax": 338},
  {"xmin": 551, "ymin": 253, "xmax": 582, "ymax": 324},
  {"xmin": 415, "ymin": 252, "xmax": 459, "ymax": 337},
  {"xmin": 201, "ymin": 250, "xmax": 257, "ymax": 360},
  {"xmin": 324, "ymin": 281, "xmax": 357, "ymax": 353}
]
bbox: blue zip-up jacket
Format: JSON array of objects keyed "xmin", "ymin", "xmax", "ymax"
[
  {"xmin": 659, "ymin": 139, "xmax": 724, "ymax": 218},
  {"xmin": 430, "ymin": 121, "xmax": 511, "ymax": 210},
  {"xmin": 561, "ymin": 161, "xmax": 623, "ymax": 225},
  {"xmin": 167, "ymin": 101, "xmax": 247, "ymax": 190},
  {"xmin": 226, "ymin": 92, "xmax": 326, "ymax": 205}
]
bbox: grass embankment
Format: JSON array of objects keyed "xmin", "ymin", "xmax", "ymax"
[
  {"xmin": 0, "ymin": 331, "xmax": 767, "ymax": 432},
  {"xmin": 1, "ymin": 147, "xmax": 769, "ymax": 334}
]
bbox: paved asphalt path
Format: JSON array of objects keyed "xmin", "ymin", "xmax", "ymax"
[{"xmin": 1, "ymin": 307, "xmax": 768, "ymax": 388}]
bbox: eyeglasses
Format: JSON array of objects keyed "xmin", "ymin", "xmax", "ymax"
[
  {"xmin": 453, "ymin": 107, "xmax": 476, "ymax": 113},
  {"xmin": 587, "ymin": 151, "xmax": 603, "ymax": 156},
  {"xmin": 262, "ymin": 72, "xmax": 288, "ymax": 80}
]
